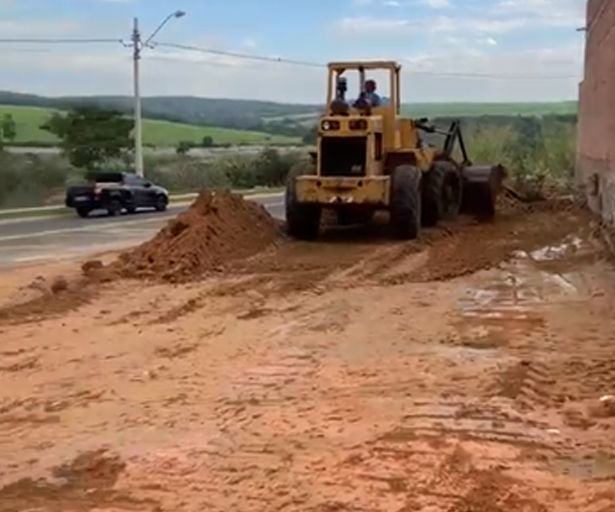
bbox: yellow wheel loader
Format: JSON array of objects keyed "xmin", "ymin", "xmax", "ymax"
[{"xmin": 285, "ymin": 60, "xmax": 506, "ymax": 240}]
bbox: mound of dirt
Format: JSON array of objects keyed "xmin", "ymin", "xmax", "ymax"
[
  {"xmin": 112, "ymin": 190, "xmax": 282, "ymax": 282},
  {"xmin": 0, "ymin": 274, "xmax": 96, "ymax": 325},
  {"xmin": 401, "ymin": 196, "xmax": 593, "ymax": 283}
]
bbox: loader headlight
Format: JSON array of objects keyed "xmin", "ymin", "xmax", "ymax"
[
  {"xmin": 349, "ymin": 119, "xmax": 367, "ymax": 130},
  {"xmin": 320, "ymin": 120, "xmax": 339, "ymax": 131}
]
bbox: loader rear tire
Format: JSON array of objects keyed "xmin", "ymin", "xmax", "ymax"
[
  {"xmin": 390, "ymin": 164, "xmax": 421, "ymax": 240},
  {"xmin": 422, "ymin": 161, "xmax": 461, "ymax": 227},
  {"xmin": 285, "ymin": 163, "xmax": 321, "ymax": 240}
]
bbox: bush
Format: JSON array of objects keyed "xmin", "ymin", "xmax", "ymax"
[
  {"xmin": 0, "ymin": 115, "xmax": 577, "ymax": 209},
  {"xmin": 0, "ymin": 152, "xmax": 71, "ymax": 207},
  {"xmin": 464, "ymin": 118, "xmax": 576, "ymax": 198}
]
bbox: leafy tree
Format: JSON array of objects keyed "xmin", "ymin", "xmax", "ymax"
[
  {"xmin": 1, "ymin": 114, "xmax": 17, "ymax": 142},
  {"xmin": 176, "ymin": 140, "xmax": 192, "ymax": 154},
  {"xmin": 201, "ymin": 135, "xmax": 213, "ymax": 147},
  {"xmin": 40, "ymin": 106, "xmax": 133, "ymax": 170}
]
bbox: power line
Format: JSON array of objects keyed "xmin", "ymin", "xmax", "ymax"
[
  {"xmin": 0, "ymin": 38, "xmax": 123, "ymax": 44},
  {"xmin": 152, "ymin": 41, "xmax": 579, "ymax": 80},
  {"xmin": 152, "ymin": 41, "xmax": 325, "ymax": 68}
]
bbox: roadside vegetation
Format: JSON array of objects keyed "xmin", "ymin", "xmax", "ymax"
[{"xmin": 0, "ymin": 100, "xmax": 577, "ymax": 210}]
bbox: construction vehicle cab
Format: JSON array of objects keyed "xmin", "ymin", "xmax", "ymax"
[{"xmin": 285, "ymin": 60, "xmax": 505, "ymax": 240}]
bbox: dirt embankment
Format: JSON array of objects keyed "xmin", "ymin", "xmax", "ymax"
[{"xmin": 0, "ymin": 190, "xmax": 282, "ymax": 324}]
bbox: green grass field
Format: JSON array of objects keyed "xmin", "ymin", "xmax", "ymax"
[
  {"xmin": 0, "ymin": 105, "xmax": 300, "ymax": 147},
  {"xmin": 265, "ymin": 101, "xmax": 578, "ymax": 127},
  {"xmin": 402, "ymin": 101, "xmax": 578, "ymax": 117}
]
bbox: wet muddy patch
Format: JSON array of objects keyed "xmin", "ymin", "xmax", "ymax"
[{"xmin": 453, "ymin": 234, "xmax": 600, "ymax": 350}]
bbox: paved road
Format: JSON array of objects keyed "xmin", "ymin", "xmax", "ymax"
[{"xmin": 0, "ymin": 193, "xmax": 284, "ymax": 267}]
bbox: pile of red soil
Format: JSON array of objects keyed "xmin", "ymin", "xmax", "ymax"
[
  {"xmin": 407, "ymin": 196, "xmax": 593, "ymax": 282},
  {"xmin": 112, "ymin": 190, "xmax": 282, "ymax": 282},
  {"xmin": 0, "ymin": 274, "xmax": 97, "ymax": 325}
]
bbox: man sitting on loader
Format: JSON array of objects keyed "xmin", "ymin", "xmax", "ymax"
[
  {"xmin": 364, "ymin": 79, "xmax": 381, "ymax": 106},
  {"xmin": 352, "ymin": 78, "xmax": 382, "ymax": 109}
]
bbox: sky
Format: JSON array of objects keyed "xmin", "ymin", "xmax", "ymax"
[{"xmin": 0, "ymin": 0, "xmax": 588, "ymax": 103}]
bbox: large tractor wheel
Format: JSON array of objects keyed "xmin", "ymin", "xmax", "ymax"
[
  {"xmin": 285, "ymin": 163, "xmax": 322, "ymax": 240},
  {"xmin": 390, "ymin": 164, "xmax": 422, "ymax": 240},
  {"xmin": 422, "ymin": 161, "xmax": 462, "ymax": 227}
]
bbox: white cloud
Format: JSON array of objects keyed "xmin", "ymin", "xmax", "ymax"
[
  {"xmin": 0, "ymin": 6, "xmax": 585, "ymax": 103},
  {"xmin": 338, "ymin": 17, "xmax": 416, "ymax": 32},
  {"xmin": 338, "ymin": 10, "xmax": 581, "ymax": 35},
  {"xmin": 340, "ymin": 0, "xmax": 585, "ymax": 36},
  {"xmin": 0, "ymin": 19, "xmax": 82, "ymax": 37},
  {"xmin": 422, "ymin": 0, "xmax": 451, "ymax": 8},
  {"xmin": 492, "ymin": 0, "xmax": 585, "ymax": 26}
]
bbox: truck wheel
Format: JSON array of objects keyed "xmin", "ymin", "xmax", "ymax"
[
  {"xmin": 155, "ymin": 195, "xmax": 168, "ymax": 212},
  {"xmin": 422, "ymin": 161, "xmax": 461, "ymax": 226},
  {"xmin": 390, "ymin": 164, "xmax": 421, "ymax": 239},
  {"xmin": 107, "ymin": 199, "xmax": 122, "ymax": 216},
  {"xmin": 285, "ymin": 162, "xmax": 321, "ymax": 240},
  {"xmin": 76, "ymin": 207, "xmax": 90, "ymax": 218}
]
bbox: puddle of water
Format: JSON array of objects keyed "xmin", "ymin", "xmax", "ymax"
[
  {"xmin": 456, "ymin": 235, "xmax": 595, "ymax": 348},
  {"xmin": 529, "ymin": 235, "xmax": 584, "ymax": 261},
  {"xmin": 427, "ymin": 343, "xmax": 505, "ymax": 363},
  {"xmin": 553, "ymin": 453, "xmax": 615, "ymax": 480}
]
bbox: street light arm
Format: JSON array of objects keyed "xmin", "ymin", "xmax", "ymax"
[{"xmin": 143, "ymin": 10, "xmax": 185, "ymax": 47}]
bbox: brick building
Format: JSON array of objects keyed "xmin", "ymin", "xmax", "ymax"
[{"xmin": 577, "ymin": 0, "xmax": 615, "ymax": 222}]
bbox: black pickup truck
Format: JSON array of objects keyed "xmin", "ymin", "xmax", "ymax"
[{"xmin": 65, "ymin": 172, "xmax": 169, "ymax": 218}]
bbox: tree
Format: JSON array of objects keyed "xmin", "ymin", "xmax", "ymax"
[
  {"xmin": 176, "ymin": 140, "xmax": 192, "ymax": 154},
  {"xmin": 40, "ymin": 106, "xmax": 133, "ymax": 170},
  {"xmin": 1, "ymin": 114, "xmax": 17, "ymax": 142},
  {"xmin": 201, "ymin": 135, "xmax": 213, "ymax": 147}
]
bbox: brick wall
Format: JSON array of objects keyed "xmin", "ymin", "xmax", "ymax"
[{"xmin": 577, "ymin": 0, "xmax": 615, "ymax": 222}]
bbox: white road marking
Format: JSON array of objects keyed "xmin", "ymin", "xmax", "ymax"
[
  {"xmin": 0, "ymin": 199, "xmax": 285, "ymax": 243},
  {"xmin": 14, "ymin": 255, "xmax": 61, "ymax": 263},
  {"xmin": 0, "ymin": 216, "xmax": 172, "ymax": 242}
]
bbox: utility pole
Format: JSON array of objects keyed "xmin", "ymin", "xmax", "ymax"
[
  {"xmin": 128, "ymin": 11, "xmax": 186, "ymax": 178},
  {"xmin": 132, "ymin": 17, "xmax": 144, "ymax": 177}
]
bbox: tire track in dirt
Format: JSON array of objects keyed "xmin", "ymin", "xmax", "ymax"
[{"xmin": 487, "ymin": 359, "xmax": 555, "ymax": 410}]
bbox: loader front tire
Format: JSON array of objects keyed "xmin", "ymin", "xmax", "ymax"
[
  {"xmin": 285, "ymin": 163, "xmax": 321, "ymax": 240},
  {"xmin": 390, "ymin": 164, "xmax": 421, "ymax": 240},
  {"xmin": 422, "ymin": 161, "xmax": 461, "ymax": 227}
]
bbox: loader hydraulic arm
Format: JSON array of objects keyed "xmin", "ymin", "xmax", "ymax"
[{"xmin": 414, "ymin": 118, "xmax": 471, "ymax": 166}]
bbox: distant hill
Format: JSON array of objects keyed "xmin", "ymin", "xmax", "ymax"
[
  {"xmin": 0, "ymin": 104, "xmax": 300, "ymax": 147},
  {"xmin": 0, "ymin": 91, "xmax": 320, "ymax": 135},
  {"xmin": 0, "ymin": 91, "xmax": 578, "ymax": 145},
  {"xmin": 265, "ymin": 100, "xmax": 578, "ymax": 127},
  {"xmin": 402, "ymin": 101, "xmax": 578, "ymax": 117}
]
